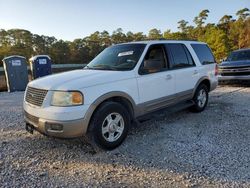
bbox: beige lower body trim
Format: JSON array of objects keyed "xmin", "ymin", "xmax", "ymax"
[{"xmin": 135, "ymin": 89, "xmax": 193, "ymax": 116}]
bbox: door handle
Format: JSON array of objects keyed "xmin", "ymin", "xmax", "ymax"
[{"xmin": 165, "ymin": 74, "xmax": 172, "ymax": 80}]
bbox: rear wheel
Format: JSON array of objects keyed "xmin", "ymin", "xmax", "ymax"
[
  {"xmin": 86, "ymin": 101, "xmax": 130, "ymax": 150},
  {"xmin": 190, "ymin": 84, "xmax": 209, "ymax": 112}
]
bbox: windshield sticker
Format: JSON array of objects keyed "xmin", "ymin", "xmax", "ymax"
[
  {"xmin": 118, "ymin": 51, "xmax": 134, "ymax": 57},
  {"xmin": 11, "ymin": 60, "xmax": 21, "ymax": 66}
]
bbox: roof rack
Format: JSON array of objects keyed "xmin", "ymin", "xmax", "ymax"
[{"xmin": 158, "ymin": 38, "xmax": 198, "ymax": 41}]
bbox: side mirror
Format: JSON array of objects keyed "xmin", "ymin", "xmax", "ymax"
[{"xmin": 143, "ymin": 59, "xmax": 163, "ymax": 72}]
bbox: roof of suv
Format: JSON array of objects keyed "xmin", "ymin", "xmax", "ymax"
[{"xmin": 121, "ymin": 40, "xmax": 206, "ymax": 45}]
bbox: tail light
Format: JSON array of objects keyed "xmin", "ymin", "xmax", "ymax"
[{"xmin": 215, "ymin": 64, "xmax": 218, "ymax": 76}]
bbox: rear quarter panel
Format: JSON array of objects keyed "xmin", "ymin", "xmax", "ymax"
[{"xmin": 186, "ymin": 42, "xmax": 218, "ymax": 91}]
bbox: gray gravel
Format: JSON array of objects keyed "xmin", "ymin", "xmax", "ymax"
[{"xmin": 0, "ymin": 86, "xmax": 250, "ymax": 187}]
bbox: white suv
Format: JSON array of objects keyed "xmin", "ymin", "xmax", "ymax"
[{"xmin": 23, "ymin": 40, "xmax": 218, "ymax": 150}]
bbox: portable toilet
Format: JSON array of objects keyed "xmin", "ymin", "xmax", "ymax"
[
  {"xmin": 29, "ymin": 55, "xmax": 52, "ymax": 79},
  {"xmin": 2, "ymin": 55, "xmax": 29, "ymax": 92}
]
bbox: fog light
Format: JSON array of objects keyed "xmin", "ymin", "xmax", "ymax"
[{"xmin": 46, "ymin": 123, "xmax": 63, "ymax": 131}]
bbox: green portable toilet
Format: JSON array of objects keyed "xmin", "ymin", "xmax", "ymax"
[{"xmin": 2, "ymin": 55, "xmax": 29, "ymax": 92}]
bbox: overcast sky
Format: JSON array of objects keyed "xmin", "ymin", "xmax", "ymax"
[{"xmin": 0, "ymin": 0, "xmax": 248, "ymax": 41}]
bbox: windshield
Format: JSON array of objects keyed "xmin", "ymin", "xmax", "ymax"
[
  {"xmin": 85, "ymin": 44, "xmax": 146, "ymax": 71},
  {"xmin": 227, "ymin": 50, "xmax": 250, "ymax": 61}
]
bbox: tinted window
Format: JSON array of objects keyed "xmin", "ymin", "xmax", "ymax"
[
  {"xmin": 167, "ymin": 44, "xmax": 194, "ymax": 68},
  {"xmin": 191, "ymin": 44, "xmax": 215, "ymax": 65},
  {"xmin": 227, "ymin": 50, "xmax": 250, "ymax": 61}
]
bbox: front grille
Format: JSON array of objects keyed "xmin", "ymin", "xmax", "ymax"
[
  {"xmin": 24, "ymin": 111, "xmax": 39, "ymax": 124},
  {"xmin": 219, "ymin": 65, "xmax": 250, "ymax": 70},
  {"xmin": 219, "ymin": 66, "xmax": 250, "ymax": 76},
  {"xmin": 25, "ymin": 87, "xmax": 48, "ymax": 107}
]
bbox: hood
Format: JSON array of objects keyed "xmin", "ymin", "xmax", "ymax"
[
  {"xmin": 219, "ymin": 60, "xmax": 250, "ymax": 67},
  {"xmin": 28, "ymin": 69, "xmax": 135, "ymax": 90}
]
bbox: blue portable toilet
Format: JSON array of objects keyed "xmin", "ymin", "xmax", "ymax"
[
  {"xmin": 29, "ymin": 55, "xmax": 52, "ymax": 79},
  {"xmin": 2, "ymin": 55, "xmax": 29, "ymax": 92}
]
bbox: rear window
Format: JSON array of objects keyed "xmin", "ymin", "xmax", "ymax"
[{"xmin": 191, "ymin": 44, "xmax": 215, "ymax": 65}]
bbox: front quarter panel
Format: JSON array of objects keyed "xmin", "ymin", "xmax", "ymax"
[{"xmin": 82, "ymin": 76, "xmax": 139, "ymax": 106}]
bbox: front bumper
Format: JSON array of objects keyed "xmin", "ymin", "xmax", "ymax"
[
  {"xmin": 218, "ymin": 75, "xmax": 250, "ymax": 81},
  {"xmin": 24, "ymin": 111, "xmax": 88, "ymax": 138}
]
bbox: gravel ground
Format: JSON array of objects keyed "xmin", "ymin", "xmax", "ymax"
[{"xmin": 0, "ymin": 85, "xmax": 250, "ymax": 187}]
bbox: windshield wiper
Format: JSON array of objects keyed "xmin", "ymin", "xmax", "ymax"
[
  {"xmin": 85, "ymin": 64, "xmax": 131, "ymax": 71},
  {"xmin": 91, "ymin": 64, "xmax": 118, "ymax": 70},
  {"xmin": 84, "ymin": 65, "xmax": 94, "ymax": 69}
]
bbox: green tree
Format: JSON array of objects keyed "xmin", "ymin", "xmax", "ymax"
[
  {"xmin": 85, "ymin": 31, "xmax": 105, "ymax": 60},
  {"xmin": 111, "ymin": 28, "xmax": 127, "ymax": 44},
  {"xmin": 236, "ymin": 8, "xmax": 250, "ymax": 20},
  {"xmin": 199, "ymin": 25, "xmax": 229, "ymax": 61},
  {"xmin": 148, "ymin": 28, "xmax": 162, "ymax": 40},
  {"xmin": 69, "ymin": 39, "xmax": 90, "ymax": 64},
  {"xmin": 5, "ymin": 29, "xmax": 33, "ymax": 58},
  {"xmin": 50, "ymin": 40, "xmax": 70, "ymax": 64},
  {"xmin": 100, "ymin": 30, "xmax": 111, "ymax": 47},
  {"xmin": 177, "ymin": 20, "xmax": 189, "ymax": 33},
  {"xmin": 163, "ymin": 30, "xmax": 188, "ymax": 40},
  {"xmin": 126, "ymin": 31, "xmax": 135, "ymax": 42},
  {"xmin": 132, "ymin": 32, "xmax": 146, "ymax": 41},
  {"xmin": 193, "ymin": 9, "xmax": 210, "ymax": 27},
  {"xmin": 227, "ymin": 8, "xmax": 250, "ymax": 50},
  {"xmin": 218, "ymin": 15, "xmax": 233, "ymax": 33}
]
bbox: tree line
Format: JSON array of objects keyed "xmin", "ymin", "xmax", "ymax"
[{"xmin": 0, "ymin": 8, "xmax": 249, "ymax": 64}]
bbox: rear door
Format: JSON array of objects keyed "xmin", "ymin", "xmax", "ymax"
[
  {"xmin": 165, "ymin": 43, "xmax": 200, "ymax": 100},
  {"xmin": 136, "ymin": 44, "xmax": 176, "ymax": 113}
]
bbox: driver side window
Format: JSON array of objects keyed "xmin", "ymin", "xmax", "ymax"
[{"xmin": 140, "ymin": 45, "xmax": 168, "ymax": 74}]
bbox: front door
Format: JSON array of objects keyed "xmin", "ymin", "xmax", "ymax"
[{"xmin": 136, "ymin": 44, "xmax": 176, "ymax": 113}]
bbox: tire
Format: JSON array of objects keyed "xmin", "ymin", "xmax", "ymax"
[
  {"xmin": 86, "ymin": 101, "xmax": 130, "ymax": 151},
  {"xmin": 190, "ymin": 84, "xmax": 209, "ymax": 113}
]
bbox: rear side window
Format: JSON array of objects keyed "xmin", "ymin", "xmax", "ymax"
[
  {"xmin": 166, "ymin": 44, "xmax": 194, "ymax": 69},
  {"xmin": 191, "ymin": 44, "xmax": 215, "ymax": 65}
]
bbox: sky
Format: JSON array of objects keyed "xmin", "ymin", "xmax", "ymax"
[{"xmin": 0, "ymin": 0, "xmax": 249, "ymax": 41}]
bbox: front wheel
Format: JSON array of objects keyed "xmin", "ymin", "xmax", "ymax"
[
  {"xmin": 190, "ymin": 84, "xmax": 209, "ymax": 113},
  {"xmin": 86, "ymin": 102, "xmax": 130, "ymax": 150}
]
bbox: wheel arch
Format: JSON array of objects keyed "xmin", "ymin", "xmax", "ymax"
[
  {"xmin": 84, "ymin": 91, "xmax": 137, "ymax": 132},
  {"xmin": 192, "ymin": 77, "xmax": 211, "ymax": 97}
]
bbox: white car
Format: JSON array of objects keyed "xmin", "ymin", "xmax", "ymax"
[{"xmin": 23, "ymin": 40, "xmax": 218, "ymax": 150}]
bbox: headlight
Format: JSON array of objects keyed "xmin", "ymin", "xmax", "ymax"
[{"xmin": 51, "ymin": 91, "xmax": 83, "ymax": 106}]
